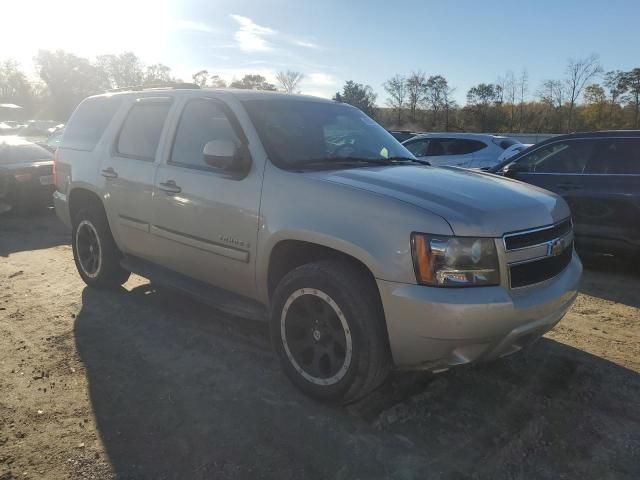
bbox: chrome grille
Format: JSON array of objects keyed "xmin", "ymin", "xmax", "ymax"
[{"xmin": 503, "ymin": 219, "xmax": 574, "ymax": 288}]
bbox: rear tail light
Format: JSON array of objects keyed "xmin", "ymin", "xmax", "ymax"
[{"xmin": 52, "ymin": 148, "xmax": 59, "ymax": 190}]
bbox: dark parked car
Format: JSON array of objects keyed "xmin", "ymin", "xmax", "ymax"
[
  {"xmin": 488, "ymin": 131, "xmax": 640, "ymax": 258},
  {"xmin": 0, "ymin": 136, "xmax": 54, "ymax": 212}
]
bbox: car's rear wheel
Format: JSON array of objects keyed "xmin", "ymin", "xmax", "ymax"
[
  {"xmin": 270, "ymin": 260, "xmax": 391, "ymax": 403},
  {"xmin": 72, "ymin": 207, "xmax": 130, "ymax": 288}
]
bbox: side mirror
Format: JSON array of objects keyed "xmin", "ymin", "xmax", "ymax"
[
  {"xmin": 203, "ymin": 139, "xmax": 241, "ymax": 171},
  {"xmin": 502, "ymin": 163, "xmax": 527, "ymax": 178}
]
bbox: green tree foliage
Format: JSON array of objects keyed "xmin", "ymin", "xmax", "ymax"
[
  {"xmin": 228, "ymin": 74, "xmax": 276, "ymax": 91},
  {"xmin": 0, "ymin": 60, "xmax": 33, "ymax": 110},
  {"xmin": 144, "ymin": 64, "xmax": 174, "ymax": 85},
  {"xmin": 465, "ymin": 83, "xmax": 501, "ymax": 131},
  {"xmin": 192, "ymin": 70, "xmax": 227, "ymax": 88},
  {"xmin": 95, "ymin": 52, "xmax": 144, "ymax": 88},
  {"xmin": 35, "ymin": 50, "xmax": 108, "ymax": 119},
  {"xmin": 333, "ymin": 80, "xmax": 377, "ymax": 118}
]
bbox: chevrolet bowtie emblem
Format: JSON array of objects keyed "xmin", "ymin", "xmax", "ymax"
[{"xmin": 548, "ymin": 238, "xmax": 565, "ymax": 257}]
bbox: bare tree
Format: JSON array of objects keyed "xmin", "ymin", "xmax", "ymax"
[
  {"xmin": 276, "ymin": 70, "xmax": 304, "ymax": 94},
  {"xmin": 603, "ymin": 70, "xmax": 626, "ymax": 124},
  {"xmin": 517, "ymin": 69, "xmax": 528, "ymax": 131},
  {"xmin": 405, "ymin": 71, "xmax": 427, "ymax": 122},
  {"xmin": 622, "ymin": 68, "xmax": 640, "ymax": 128},
  {"xmin": 425, "ymin": 75, "xmax": 454, "ymax": 130},
  {"xmin": 382, "ymin": 75, "xmax": 407, "ymax": 125},
  {"xmin": 564, "ymin": 54, "xmax": 603, "ymax": 132},
  {"xmin": 502, "ymin": 71, "xmax": 517, "ymax": 131}
]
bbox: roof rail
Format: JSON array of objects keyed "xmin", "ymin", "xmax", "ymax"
[{"xmin": 107, "ymin": 82, "xmax": 201, "ymax": 93}]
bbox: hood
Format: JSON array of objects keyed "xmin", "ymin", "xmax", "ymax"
[
  {"xmin": 0, "ymin": 160, "xmax": 53, "ymax": 172},
  {"xmin": 304, "ymin": 165, "xmax": 570, "ymax": 237}
]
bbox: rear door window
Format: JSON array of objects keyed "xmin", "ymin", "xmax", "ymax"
[
  {"xmin": 62, "ymin": 96, "xmax": 123, "ymax": 151},
  {"xmin": 428, "ymin": 139, "xmax": 484, "ymax": 156},
  {"xmin": 586, "ymin": 138, "xmax": 640, "ymax": 174},
  {"xmin": 116, "ymin": 101, "xmax": 172, "ymax": 160},
  {"xmin": 513, "ymin": 140, "xmax": 596, "ymax": 173}
]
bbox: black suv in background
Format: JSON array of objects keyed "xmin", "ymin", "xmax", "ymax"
[{"xmin": 489, "ymin": 131, "xmax": 640, "ymax": 258}]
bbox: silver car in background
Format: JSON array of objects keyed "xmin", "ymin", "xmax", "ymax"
[{"xmin": 403, "ymin": 133, "xmax": 523, "ymax": 169}]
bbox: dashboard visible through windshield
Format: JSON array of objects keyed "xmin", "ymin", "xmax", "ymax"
[{"xmin": 242, "ymin": 99, "xmax": 415, "ymax": 169}]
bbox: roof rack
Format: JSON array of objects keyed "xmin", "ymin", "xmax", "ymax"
[{"xmin": 107, "ymin": 82, "xmax": 201, "ymax": 93}]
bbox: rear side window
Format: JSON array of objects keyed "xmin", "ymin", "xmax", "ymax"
[
  {"xmin": 586, "ymin": 138, "xmax": 640, "ymax": 174},
  {"xmin": 116, "ymin": 101, "xmax": 172, "ymax": 160},
  {"xmin": 404, "ymin": 139, "xmax": 429, "ymax": 156},
  {"xmin": 459, "ymin": 139, "xmax": 487, "ymax": 154},
  {"xmin": 62, "ymin": 96, "xmax": 122, "ymax": 151}
]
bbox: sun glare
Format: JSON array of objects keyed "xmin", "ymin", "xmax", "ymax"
[{"xmin": 0, "ymin": 0, "xmax": 175, "ymax": 66}]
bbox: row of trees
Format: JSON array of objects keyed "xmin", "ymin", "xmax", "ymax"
[
  {"xmin": 1, "ymin": 50, "xmax": 639, "ymax": 134},
  {"xmin": 0, "ymin": 51, "xmax": 306, "ymax": 120},
  {"xmin": 378, "ymin": 54, "xmax": 640, "ymax": 133}
]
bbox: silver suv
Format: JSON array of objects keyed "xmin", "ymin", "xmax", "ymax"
[{"xmin": 53, "ymin": 87, "xmax": 582, "ymax": 403}]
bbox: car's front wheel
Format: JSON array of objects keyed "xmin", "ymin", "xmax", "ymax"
[
  {"xmin": 270, "ymin": 260, "xmax": 391, "ymax": 403},
  {"xmin": 72, "ymin": 206, "xmax": 130, "ymax": 289}
]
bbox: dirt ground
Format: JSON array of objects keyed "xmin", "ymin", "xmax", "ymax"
[{"xmin": 1, "ymin": 210, "xmax": 639, "ymax": 480}]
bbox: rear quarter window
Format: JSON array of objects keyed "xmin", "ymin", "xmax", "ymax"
[{"xmin": 62, "ymin": 96, "xmax": 123, "ymax": 151}]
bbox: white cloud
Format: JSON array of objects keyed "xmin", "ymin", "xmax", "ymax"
[
  {"xmin": 171, "ymin": 19, "xmax": 216, "ymax": 33},
  {"xmin": 295, "ymin": 40, "xmax": 320, "ymax": 49},
  {"xmin": 306, "ymin": 73, "xmax": 338, "ymax": 87},
  {"xmin": 230, "ymin": 14, "xmax": 276, "ymax": 52}
]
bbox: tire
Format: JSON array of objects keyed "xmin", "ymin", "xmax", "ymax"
[
  {"xmin": 270, "ymin": 260, "xmax": 391, "ymax": 403},
  {"xmin": 71, "ymin": 206, "xmax": 130, "ymax": 289}
]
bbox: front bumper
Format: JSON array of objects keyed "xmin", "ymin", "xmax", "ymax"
[
  {"xmin": 378, "ymin": 252, "xmax": 582, "ymax": 369},
  {"xmin": 53, "ymin": 190, "xmax": 72, "ymax": 228}
]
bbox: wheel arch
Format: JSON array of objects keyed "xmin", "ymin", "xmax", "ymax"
[
  {"xmin": 264, "ymin": 235, "xmax": 382, "ymax": 306},
  {"xmin": 68, "ymin": 186, "xmax": 105, "ymax": 223}
]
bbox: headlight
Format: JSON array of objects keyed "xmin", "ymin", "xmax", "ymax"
[{"xmin": 411, "ymin": 233, "xmax": 500, "ymax": 287}]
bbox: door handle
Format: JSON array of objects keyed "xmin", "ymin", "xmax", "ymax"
[
  {"xmin": 159, "ymin": 180, "xmax": 182, "ymax": 194},
  {"xmin": 101, "ymin": 167, "xmax": 118, "ymax": 179}
]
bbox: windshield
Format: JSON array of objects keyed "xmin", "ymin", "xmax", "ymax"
[{"xmin": 242, "ymin": 99, "xmax": 415, "ymax": 169}]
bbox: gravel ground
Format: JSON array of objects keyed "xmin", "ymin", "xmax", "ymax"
[{"xmin": 1, "ymin": 210, "xmax": 639, "ymax": 480}]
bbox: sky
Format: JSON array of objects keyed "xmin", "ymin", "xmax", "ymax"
[{"xmin": 1, "ymin": 0, "xmax": 639, "ymax": 103}]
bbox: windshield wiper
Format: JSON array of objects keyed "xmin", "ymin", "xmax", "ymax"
[
  {"xmin": 295, "ymin": 157, "xmax": 392, "ymax": 170},
  {"xmin": 295, "ymin": 156, "xmax": 430, "ymax": 170},
  {"xmin": 384, "ymin": 156, "xmax": 431, "ymax": 166}
]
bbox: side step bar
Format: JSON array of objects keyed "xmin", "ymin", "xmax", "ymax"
[{"xmin": 120, "ymin": 255, "xmax": 267, "ymax": 322}]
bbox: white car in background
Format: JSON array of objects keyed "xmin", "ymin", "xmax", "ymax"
[
  {"xmin": 402, "ymin": 133, "xmax": 524, "ymax": 169},
  {"xmin": 497, "ymin": 143, "xmax": 533, "ymax": 163}
]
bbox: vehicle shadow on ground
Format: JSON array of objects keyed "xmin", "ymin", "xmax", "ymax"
[
  {"xmin": 579, "ymin": 255, "xmax": 640, "ymax": 308},
  {"xmin": 0, "ymin": 208, "xmax": 69, "ymax": 257},
  {"xmin": 75, "ymin": 285, "xmax": 640, "ymax": 480}
]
